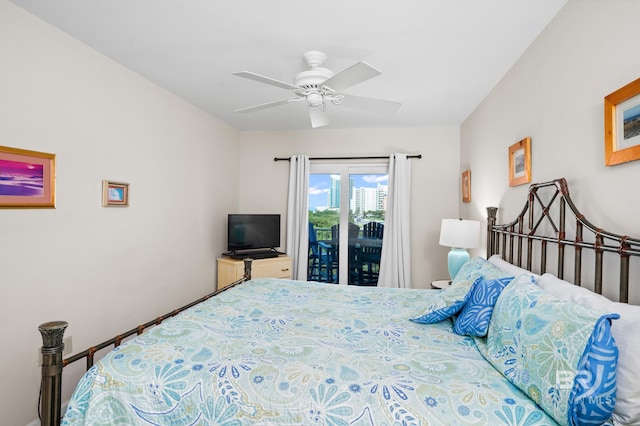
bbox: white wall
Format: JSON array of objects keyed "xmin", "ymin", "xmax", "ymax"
[
  {"xmin": 0, "ymin": 3, "xmax": 240, "ymax": 425},
  {"xmin": 461, "ymin": 0, "xmax": 640, "ymax": 302},
  {"xmin": 237, "ymin": 127, "xmax": 460, "ymax": 288}
]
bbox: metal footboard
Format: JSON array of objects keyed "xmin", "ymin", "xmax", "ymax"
[{"xmin": 38, "ymin": 258, "xmax": 253, "ymax": 426}]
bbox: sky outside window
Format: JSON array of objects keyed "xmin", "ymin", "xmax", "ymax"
[{"xmin": 309, "ymin": 173, "xmax": 388, "ymax": 211}]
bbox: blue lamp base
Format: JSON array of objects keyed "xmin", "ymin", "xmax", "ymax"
[{"xmin": 447, "ymin": 248, "xmax": 470, "ymax": 280}]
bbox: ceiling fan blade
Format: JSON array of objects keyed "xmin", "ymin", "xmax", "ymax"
[
  {"xmin": 235, "ymin": 98, "xmax": 300, "ymax": 113},
  {"xmin": 321, "ymin": 62, "xmax": 381, "ymax": 92},
  {"xmin": 309, "ymin": 106, "xmax": 330, "ymax": 128},
  {"xmin": 337, "ymin": 94, "xmax": 401, "ymax": 114},
  {"xmin": 233, "ymin": 71, "xmax": 299, "ymax": 90}
]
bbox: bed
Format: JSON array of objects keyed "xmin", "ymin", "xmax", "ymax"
[{"xmin": 39, "ymin": 178, "xmax": 640, "ymax": 426}]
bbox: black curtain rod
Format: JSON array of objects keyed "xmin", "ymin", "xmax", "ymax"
[{"xmin": 274, "ymin": 154, "xmax": 421, "ymax": 162}]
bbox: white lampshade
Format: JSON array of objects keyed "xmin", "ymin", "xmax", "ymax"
[
  {"xmin": 439, "ymin": 218, "xmax": 481, "ymax": 280},
  {"xmin": 439, "ymin": 219, "xmax": 480, "ymax": 249}
]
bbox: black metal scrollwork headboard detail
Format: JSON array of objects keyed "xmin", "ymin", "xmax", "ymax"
[{"xmin": 487, "ymin": 178, "xmax": 640, "ymax": 303}]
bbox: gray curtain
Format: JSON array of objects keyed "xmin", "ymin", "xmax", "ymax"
[
  {"xmin": 378, "ymin": 153, "xmax": 412, "ymax": 288},
  {"xmin": 285, "ymin": 155, "xmax": 310, "ymax": 280}
]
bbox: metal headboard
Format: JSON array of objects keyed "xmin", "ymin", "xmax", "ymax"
[{"xmin": 486, "ymin": 178, "xmax": 640, "ymax": 303}]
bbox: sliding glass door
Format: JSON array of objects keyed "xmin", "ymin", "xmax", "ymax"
[{"xmin": 308, "ymin": 163, "xmax": 388, "ymax": 285}]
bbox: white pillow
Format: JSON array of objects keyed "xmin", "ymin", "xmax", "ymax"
[
  {"xmin": 488, "ymin": 255, "xmax": 540, "ymax": 282},
  {"xmin": 537, "ymin": 273, "xmax": 640, "ymax": 425}
]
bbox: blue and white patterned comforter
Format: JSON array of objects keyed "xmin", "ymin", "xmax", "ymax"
[{"xmin": 62, "ymin": 278, "xmax": 557, "ymax": 425}]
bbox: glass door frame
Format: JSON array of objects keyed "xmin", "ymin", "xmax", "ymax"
[{"xmin": 310, "ymin": 162, "xmax": 388, "ymax": 285}]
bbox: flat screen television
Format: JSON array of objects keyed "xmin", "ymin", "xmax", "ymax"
[{"xmin": 227, "ymin": 214, "xmax": 281, "ymax": 253}]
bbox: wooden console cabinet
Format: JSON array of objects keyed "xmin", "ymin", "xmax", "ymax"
[{"xmin": 216, "ymin": 255, "xmax": 293, "ymax": 290}]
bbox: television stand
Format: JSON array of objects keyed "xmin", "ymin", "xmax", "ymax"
[{"xmin": 217, "ymin": 255, "xmax": 292, "ymax": 290}]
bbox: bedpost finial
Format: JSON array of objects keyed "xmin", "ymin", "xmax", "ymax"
[
  {"xmin": 39, "ymin": 321, "xmax": 68, "ymax": 349},
  {"xmin": 487, "ymin": 207, "xmax": 497, "ymax": 221}
]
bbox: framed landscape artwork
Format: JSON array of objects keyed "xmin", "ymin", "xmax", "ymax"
[
  {"xmin": 102, "ymin": 180, "xmax": 129, "ymax": 207},
  {"xmin": 0, "ymin": 145, "xmax": 55, "ymax": 208},
  {"xmin": 508, "ymin": 137, "xmax": 531, "ymax": 187},
  {"xmin": 605, "ymin": 77, "xmax": 640, "ymax": 166}
]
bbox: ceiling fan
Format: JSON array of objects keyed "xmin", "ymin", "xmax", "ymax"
[{"xmin": 233, "ymin": 51, "xmax": 401, "ymax": 128}]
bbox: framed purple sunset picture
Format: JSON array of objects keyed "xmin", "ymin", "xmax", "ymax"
[{"xmin": 0, "ymin": 145, "xmax": 55, "ymax": 208}]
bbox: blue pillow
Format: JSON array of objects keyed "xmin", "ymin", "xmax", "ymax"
[
  {"xmin": 479, "ymin": 276, "xmax": 619, "ymax": 426},
  {"xmin": 411, "ymin": 257, "xmax": 507, "ymax": 324},
  {"xmin": 410, "ymin": 280, "xmax": 476, "ymax": 324},
  {"xmin": 453, "ymin": 275, "xmax": 515, "ymax": 337},
  {"xmin": 571, "ymin": 315, "xmax": 618, "ymax": 425}
]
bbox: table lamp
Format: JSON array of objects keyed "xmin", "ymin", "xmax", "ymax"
[{"xmin": 439, "ymin": 218, "xmax": 481, "ymax": 280}]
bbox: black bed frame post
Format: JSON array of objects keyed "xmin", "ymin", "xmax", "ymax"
[
  {"xmin": 526, "ymin": 191, "xmax": 534, "ymax": 272},
  {"xmin": 557, "ymin": 198, "xmax": 566, "ymax": 280},
  {"xmin": 38, "ymin": 321, "xmax": 68, "ymax": 426},
  {"xmin": 243, "ymin": 258, "xmax": 253, "ymax": 280},
  {"xmin": 620, "ymin": 239, "xmax": 630, "ymax": 304},
  {"xmin": 574, "ymin": 221, "xmax": 583, "ymax": 286},
  {"xmin": 595, "ymin": 234, "xmax": 604, "ymax": 295},
  {"xmin": 486, "ymin": 207, "xmax": 498, "ymax": 256},
  {"xmin": 508, "ymin": 223, "xmax": 515, "ymax": 264}
]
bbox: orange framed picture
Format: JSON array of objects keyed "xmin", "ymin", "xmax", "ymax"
[
  {"xmin": 508, "ymin": 137, "xmax": 531, "ymax": 187},
  {"xmin": 461, "ymin": 169, "xmax": 471, "ymax": 202},
  {"xmin": 0, "ymin": 145, "xmax": 55, "ymax": 208},
  {"xmin": 604, "ymin": 77, "xmax": 640, "ymax": 166}
]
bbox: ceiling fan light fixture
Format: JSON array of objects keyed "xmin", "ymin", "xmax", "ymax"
[{"xmin": 306, "ymin": 93, "xmax": 324, "ymax": 107}]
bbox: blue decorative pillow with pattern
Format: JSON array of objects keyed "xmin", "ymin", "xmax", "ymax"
[
  {"xmin": 477, "ymin": 276, "xmax": 619, "ymax": 426},
  {"xmin": 453, "ymin": 275, "xmax": 515, "ymax": 337},
  {"xmin": 411, "ymin": 257, "xmax": 507, "ymax": 324}
]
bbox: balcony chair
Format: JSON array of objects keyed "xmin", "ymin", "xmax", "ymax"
[
  {"xmin": 359, "ymin": 222, "xmax": 384, "ymax": 285},
  {"xmin": 308, "ymin": 223, "xmax": 332, "ymax": 282},
  {"xmin": 329, "ymin": 222, "xmax": 362, "ymax": 284}
]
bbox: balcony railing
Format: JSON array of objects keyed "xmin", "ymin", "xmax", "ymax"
[{"xmin": 308, "ymin": 224, "xmax": 381, "ymax": 286}]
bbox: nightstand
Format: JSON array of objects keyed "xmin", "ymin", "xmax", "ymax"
[
  {"xmin": 217, "ymin": 255, "xmax": 292, "ymax": 290},
  {"xmin": 431, "ymin": 279, "xmax": 451, "ymax": 290}
]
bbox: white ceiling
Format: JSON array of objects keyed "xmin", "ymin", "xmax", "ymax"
[{"xmin": 10, "ymin": 0, "xmax": 567, "ymax": 131}]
